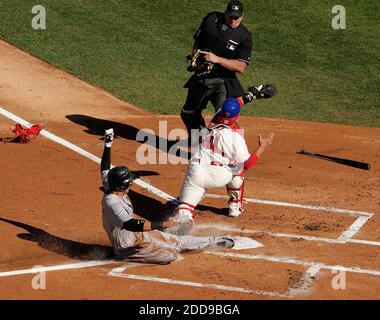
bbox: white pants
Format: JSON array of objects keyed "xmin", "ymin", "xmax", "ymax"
[
  {"xmin": 165, "ymin": 163, "xmax": 237, "ymax": 236},
  {"xmin": 180, "ymin": 163, "xmax": 233, "ymax": 205}
]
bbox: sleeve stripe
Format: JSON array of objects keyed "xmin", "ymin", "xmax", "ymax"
[{"xmin": 238, "ymin": 58, "xmax": 251, "ymax": 64}]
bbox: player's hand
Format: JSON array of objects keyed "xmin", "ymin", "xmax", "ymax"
[
  {"xmin": 162, "ymin": 220, "xmax": 182, "ymax": 228},
  {"xmin": 199, "ymin": 51, "xmax": 219, "ymax": 64},
  {"xmin": 259, "ymin": 132, "xmax": 275, "ymax": 148}
]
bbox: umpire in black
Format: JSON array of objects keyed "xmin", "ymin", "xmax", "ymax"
[{"xmin": 181, "ymin": 0, "xmax": 252, "ymax": 140}]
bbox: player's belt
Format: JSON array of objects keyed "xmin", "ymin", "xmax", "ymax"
[{"xmin": 191, "ymin": 158, "xmax": 225, "ymax": 167}]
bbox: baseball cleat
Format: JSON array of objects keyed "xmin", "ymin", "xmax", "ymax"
[
  {"xmin": 215, "ymin": 237, "xmax": 235, "ymax": 249},
  {"xmin": 104, "ymin": 128, "xmax": 114, "ymax": 147},
  {"xmin": 228, "ymin": 202, "xmax": 243, "ymax": 217}
]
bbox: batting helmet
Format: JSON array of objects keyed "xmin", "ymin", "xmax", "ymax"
[
  {"xmin": 217, "ymin": 98, "xmax": 241, "ymax": 126},
  {"xmin": 107, "ymin": 166, "xmax": 137, "ymax": 191}
]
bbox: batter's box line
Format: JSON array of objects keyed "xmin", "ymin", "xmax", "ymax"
[
  {"xmin": 204, "ymin": 193, "xmax": 373, "ymax": 217},
  {"xmin": 203, "ymin": 193, "xmax": 374, "ymax": 244},
  {"xmin": 195, "ymin": 223, "xmax": 380, "ymax": 247},
  {"xmin": 209, "ymin": 252, "xmax": 380, "ymax": 277},
  {"xmin": 107, "ymin": 266, "xmax": 291, "ymax": 298},
  {"xmin": 107, "ymin": 251, "xmax": 380, "ymax": 298}
]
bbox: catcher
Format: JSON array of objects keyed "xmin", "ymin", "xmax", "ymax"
[{"xmin": 165, "ymin": 97, "xmax": 275, "ymax": 236}]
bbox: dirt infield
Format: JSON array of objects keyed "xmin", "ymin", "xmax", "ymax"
[{"xmin": 0, "ymin": 40, "xmax": 379, "ymax": 300}]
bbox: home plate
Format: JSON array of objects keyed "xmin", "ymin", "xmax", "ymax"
[{"xmin": 231, "ymin": 237, "xmax": 263, "ymax": 250}]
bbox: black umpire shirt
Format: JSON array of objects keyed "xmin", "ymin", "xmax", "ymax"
[{"xmin": 193, "ymin": 11, "xmax": 253, "ymax": 79}]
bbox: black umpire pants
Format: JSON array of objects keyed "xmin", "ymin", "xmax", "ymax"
[{"xmin": 180, "ymin": 76, "xmax": 227, "ymax": 137}]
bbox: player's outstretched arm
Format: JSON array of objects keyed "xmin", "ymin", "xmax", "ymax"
[{"xmin": 100, "ymin": 128, "xmax": 114, "ymax": 172}]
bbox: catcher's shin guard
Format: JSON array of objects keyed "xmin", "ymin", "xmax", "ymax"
[
  {"xmin": 164, "ymin": 202, "xmax": 194, "ymax": 235},
  {"xmin": 227, "ymin": 175, "xmax": 245, "ymax": 217}
]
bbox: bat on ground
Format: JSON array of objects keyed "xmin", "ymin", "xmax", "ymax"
[{"xmin": 297, "ymin": 149, "xmax": 371, "ymax": 171}]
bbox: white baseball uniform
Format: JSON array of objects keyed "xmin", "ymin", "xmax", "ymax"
[
  {"xmin": 101, "ymin": 170, "xmax": 231, "ymax": 264},
  {"xmin": 165, "ymin": 124, "xmax": 252, "ymax": 235}
]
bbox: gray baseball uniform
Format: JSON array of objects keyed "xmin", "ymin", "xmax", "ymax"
[{"xmin": 101, "ymin": 170, "xmax": 228, "ymax": 264}]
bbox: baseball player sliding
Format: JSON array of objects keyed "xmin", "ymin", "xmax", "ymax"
[
  {"xmin": 165, "ymin": 88, "xmax": 275, "ymax": 236},
  {"xmin": 100, "ymin": 129, "xmax": 235, "ymax": 264}
]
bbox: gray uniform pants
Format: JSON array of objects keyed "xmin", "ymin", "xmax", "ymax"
[{"xmin": 112, "ymin": 228, "xmax": 218, "ymax": 265}]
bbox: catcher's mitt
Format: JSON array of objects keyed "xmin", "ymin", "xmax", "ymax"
[
  {"xmin": 242, "ymin": 84, "xmax": 277, "ymax": 104},
  {"xmin": 247, "ymin": 84, "xmax": 277, "ymax": 100},
  {"xmin": 186, "ymin": 49, "xmax": 214, "ymax": 76}
]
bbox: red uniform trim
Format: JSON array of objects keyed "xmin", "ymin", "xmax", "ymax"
[
  {"xmin": 178, "ymin": 201, "xmax": 196, "ymax": 209},
  {"xmin": 174, "ymin": 207, "xmax": 195, "ymax": 218},
  {"xmin": 244, "ymin": 154, "xmax": 259, "ymax": 170}
]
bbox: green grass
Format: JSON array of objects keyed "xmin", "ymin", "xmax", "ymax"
[{"xmin": 0, "ymin": 0, "xmax": 379, "ymax": 126}]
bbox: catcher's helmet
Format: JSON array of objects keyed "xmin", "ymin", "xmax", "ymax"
[
  {"xmin": 217, "ymin": 98, "xmax": 241, "ymax": 126},
  {"xmin": 107, "ymin": 166, "xmax": 137, "ymax": 191}
]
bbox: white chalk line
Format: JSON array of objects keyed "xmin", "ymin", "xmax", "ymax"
[
  {"xmin": 338, "ymin": 216, "xmax": 372, "ymax": 242},
  {"xmin": 349, "ymin": 238, "xmax": 380, "ymax": 246},
  {"xmin": 287, "ymin": 264, "xmax": 324, "ymax": 298},
  {"xmin": 1, "ymin": 105, "xmax": 378, "ymax": 296},
  {"xmin": 204, "ymin": 193, "xmax": 375, "ymax": 245},
  {"xmin": 0, "ymin": 260, "xmax": 117, "ymax": 278},
  {"xmin": 108, "ymin": 271, "xmax": 290, "ymax": 298},
  {"xmin": 196, "ymin": 223, "xmax": 380, "ymax": 247},
  {"xmin": 209, "ymin": 252, "xmax": 380, "ymax": 276},
  {"xmin": 108, "ymin": 251, "xmax": 380, "ymax": 298}
]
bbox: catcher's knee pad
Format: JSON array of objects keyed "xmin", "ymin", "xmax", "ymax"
[
  {"xmin": 164, "ymin": 203, "xmax": 194, "ymax": 236},
  {"xmin": 227, "ymin": 175, "xmax": 244, "ymax": 190}
]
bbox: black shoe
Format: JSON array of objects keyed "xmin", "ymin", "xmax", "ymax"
[{"xmin": 215, "ymin": 237, "xmax": 235, "ymax": 249}]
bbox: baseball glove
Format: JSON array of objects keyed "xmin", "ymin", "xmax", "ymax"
[
  {"xmin": 242, "ymin": 84, "xmax": 277, "ymax": 104},
  {"xmin": 186, "ymin": 49, "xmax": 214, "ymax": 76},
  {"xmin": 247, "ymin": 84, "xmax": 277, "ymax": 100}
]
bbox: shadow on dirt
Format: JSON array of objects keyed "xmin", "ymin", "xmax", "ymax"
[
  {"xmin": 128, "ymin": 190, "xmax": 176, "ymax": 222},
  {"xmin": 0, "ymin": 217, "xmax": 114, "ymax": 260},
  {"xmin": 196, "ymin": 204, "xmax": 229, "ymax": 216},
  {"xmin": 66, "ymin": 114, "xmax": 191, "ymax": 160},
  {"xmin": 128, "ymin": 189, "xmax": 228, "ymax": 219}
]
